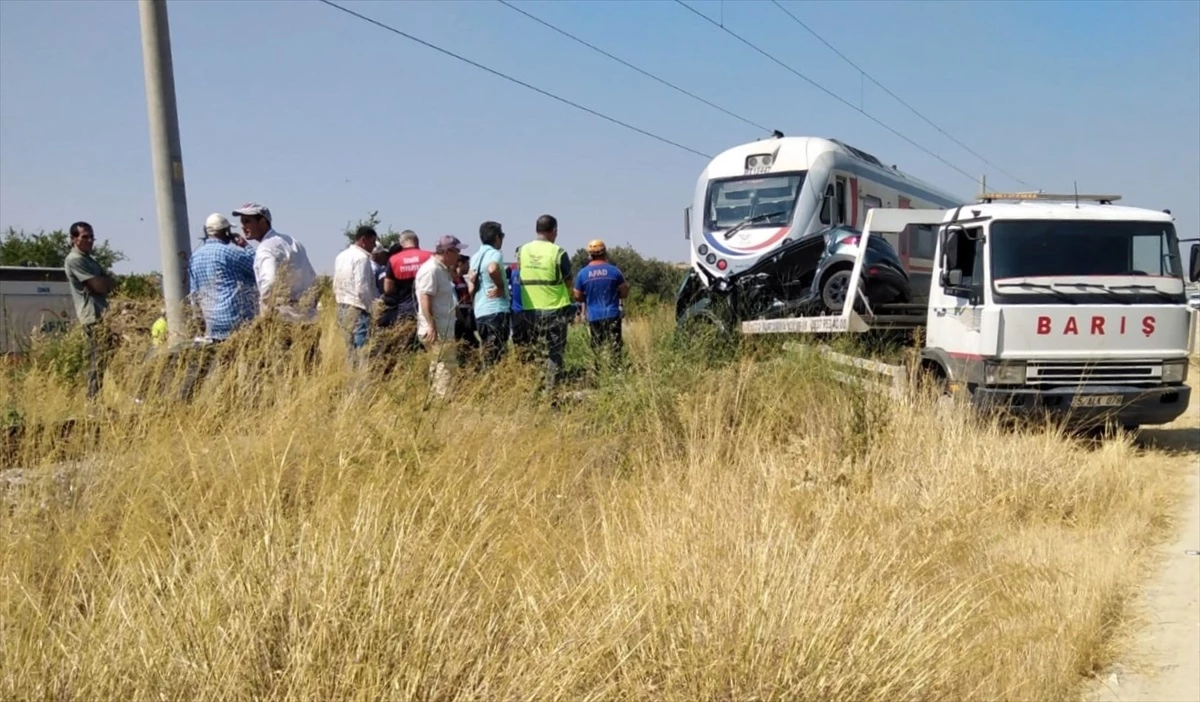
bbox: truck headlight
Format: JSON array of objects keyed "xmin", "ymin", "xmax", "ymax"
[
  {"xmin": 985, "ymin": 361, "xmax": 1026, "ymax": 386},
  {"xmin": 1162, "ymin": 359, "xmax": 1188, "ymax": 384}
]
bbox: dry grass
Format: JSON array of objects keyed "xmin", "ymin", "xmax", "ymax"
[{"xmin": 0, "ymin": 308, "xmax": 1192, "ymax": 701}]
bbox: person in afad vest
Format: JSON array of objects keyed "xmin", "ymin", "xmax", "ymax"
[{"xmin": 517, "ymin": 214, "xmax": 573, "ymax": 392}]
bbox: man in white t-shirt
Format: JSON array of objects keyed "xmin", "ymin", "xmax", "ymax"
[{"xmin": 415, "ymin": 235, "xmax": 467, "ymax": 398}]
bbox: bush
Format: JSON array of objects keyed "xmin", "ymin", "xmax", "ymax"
[{"xmin": 569, "ymin": 245, "xmax": 686, "ymax": 312}]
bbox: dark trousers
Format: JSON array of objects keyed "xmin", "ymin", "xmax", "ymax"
[
  {"xmin": 175, "ymin": 340, "xmax": 224, "ymax": 402},
  {"xmin": 511, "ymin": 310, "xmax": 534, "ymax": 347},
  {"xmin": 376, "ymin": 307, "xmax": 423, "ymax": 353},
  {"xmin": 523, "ymin": 308, "xmax": 570, "ymax": 391},
  {"xmin": 475, "ymin": 311, "xmax": 511, "ymax": 368},
  {"xmin": 589, "ymin": 317, "xmax": 624, "ymax": 364},
  {"xmin": 82, "ymin": 323, "xmax": 111, "ymax": 399}
]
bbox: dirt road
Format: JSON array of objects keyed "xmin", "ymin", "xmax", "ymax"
[{"xmin": 1089, "ymin": 382, "xmax": 1200, "ymax": 702}]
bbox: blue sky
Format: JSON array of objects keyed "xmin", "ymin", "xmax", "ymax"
[{"xmin": 1, "ymin": 0, "xmax": 1197, "ymax": 274}]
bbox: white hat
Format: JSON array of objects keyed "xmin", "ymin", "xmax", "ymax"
[{"xmin": 204, "ymin": 213, "xmax": 232, "ymax": 236}]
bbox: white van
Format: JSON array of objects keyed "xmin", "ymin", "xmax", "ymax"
[{"xmin": 0, "ymin": 266, "xmax": 76, "ymax": 354}]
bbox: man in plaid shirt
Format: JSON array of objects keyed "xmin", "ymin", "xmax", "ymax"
[{"xmin": 188, "ymin": 213, "xmax": 259, "ymax": 340}]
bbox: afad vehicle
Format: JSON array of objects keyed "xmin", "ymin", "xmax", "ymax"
[
  {"xmin": 676, "ymin": 134, "xmax": 963, "ymax": 331},
  {"xmin": 742, "ymin": 192, "xmax": 1199, "ymax": 431}
]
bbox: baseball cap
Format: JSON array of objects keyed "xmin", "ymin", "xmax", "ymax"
[
  {"xmin": 204, "ymin": 213, "xmax": 232, "ymax": 237},
  {"xmin": 232, "ymin": 202, "xmax": 272, "ymax": 223},
  {"xmin": 435, "ymin": 235, "xmax": 467, "ymax": 253}
]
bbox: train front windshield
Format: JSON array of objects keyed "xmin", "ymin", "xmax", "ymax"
[{"xmin": 705, "ymin": 172, "xmax": 806, "ymax": 231}]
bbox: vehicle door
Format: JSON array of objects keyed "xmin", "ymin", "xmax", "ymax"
[{"xmin": 925, "ymin": 225, "xmax": 989, "ymax": 382}]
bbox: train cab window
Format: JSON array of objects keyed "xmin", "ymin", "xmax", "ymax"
[{"xmin": 819, "ymin": 184, "xmax": 834, "ymax": 225}]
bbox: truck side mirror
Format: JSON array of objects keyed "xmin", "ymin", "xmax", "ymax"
[
  {"xmin": 684, "ymin": 206, "xmax": 691, "ymax": 240},
  {"xmin": 1190, "ymin": 242, "xmax": 1200, "ymax": 282}
]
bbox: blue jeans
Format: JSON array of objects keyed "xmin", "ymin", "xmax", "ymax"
[{"xmin": 337, "ymin": 304, "xmax": 371, "ymax": 365}]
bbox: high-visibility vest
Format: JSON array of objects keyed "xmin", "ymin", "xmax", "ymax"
[{"xmin": 518, "ymin": 239, "xmax": 571, "ymax": 310}]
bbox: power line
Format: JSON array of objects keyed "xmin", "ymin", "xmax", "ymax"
[
  {"xmin": 673, "ymin": 0, "xmax": 985, "ymax": 186},
  {"xmin": 315, "ymin": 0, "xmax": 712, "ymax": 159},
  {"xmin": 496, "ymin": 0, "xmax": 771, "ymax": 134},
  {"xmin": 768, "ymin": 0, "xmax": 1032, "ymax": 188}
]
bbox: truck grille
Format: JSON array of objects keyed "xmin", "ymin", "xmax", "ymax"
[{"xmin": 1025, "ymin": 360, "xmax": 1160, "ymax": 386}]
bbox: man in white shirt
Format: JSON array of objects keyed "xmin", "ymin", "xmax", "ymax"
[
  {"xmin": 415, "ymin": 235, "xmax": 467, "ymax": 398},
  {"xmin": 232, "ymin": 202, "xmax": 318, "ymax": 322},
  {"xmin": 333, "ymin": 225, "xmax": 380, "ymax": 363}
]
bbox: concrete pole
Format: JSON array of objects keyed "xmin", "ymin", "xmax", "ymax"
[{"xmin": 138, "ymin": 0, "xmax": 192, "ymax": 348}]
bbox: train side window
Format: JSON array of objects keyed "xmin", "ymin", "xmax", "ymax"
[
  {"xmin": 862, "ymin": 194, "xmax": 882, "ymax": 225},
  {"xmin": 835, "ymin": 178, "xmax": 847, "ymax": 224},
  {"xmin": 819, "ymin": 184, "xmax": 834, "ymax": 225}
]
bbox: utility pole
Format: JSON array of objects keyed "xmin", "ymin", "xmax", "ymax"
[{"xmin": 138, "ymin": 0, "xmax": 192, "ymax": 348}]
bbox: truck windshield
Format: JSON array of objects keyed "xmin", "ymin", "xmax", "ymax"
[
  {"xmin": 706, "ymin": 172, "xmax": 805, "ymax": 231},
  {"xmin": 990, "ymin": 219, "xmax": 1182, "ymax": 281}
]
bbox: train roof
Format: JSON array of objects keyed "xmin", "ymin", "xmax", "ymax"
[{"xmin": 701, "ymin": 135, "xmax": 962, "ymax": 205}]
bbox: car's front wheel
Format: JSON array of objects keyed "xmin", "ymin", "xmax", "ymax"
[{"xmin": 819, "ymin": 266, "xmax": 854, "ymax": 314}]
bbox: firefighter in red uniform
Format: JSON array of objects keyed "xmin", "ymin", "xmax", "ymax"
[{"xmin": 381, "ymin": 230, "xmax": 431, "ymax": 350}]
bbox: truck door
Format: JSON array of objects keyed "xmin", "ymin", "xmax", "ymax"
[{"xmin": 925, "ymin": 226, "xmax": 988, "ymax": 382}]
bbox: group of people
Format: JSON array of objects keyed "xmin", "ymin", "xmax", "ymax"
[
  {"xmin": 332, "ymin": 214, "xmax": 631, "ymax": 397},
  {"xmin": 61, "ymin": 205, "xmax": 631, "ymax": 401}
]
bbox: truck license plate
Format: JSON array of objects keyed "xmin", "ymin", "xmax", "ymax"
[{"xmin": 1074, "ymin": 395, "xmax": 1122, "ymax": 407}]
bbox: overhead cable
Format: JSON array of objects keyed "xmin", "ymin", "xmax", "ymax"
[
  {"xmin": 673, "ymin": 0, "xmax": 985, "ymax": 185},
  {"xmin": 769, "ymin": 0, "xmax": 1032, "ymax": 188},
  {"xmin": 496, "ymin": 0, "xmax": 772, "ymax": 134},
  {"xmin": 317, "ymin": 0, "xmax": 712, "ymax": 159}
]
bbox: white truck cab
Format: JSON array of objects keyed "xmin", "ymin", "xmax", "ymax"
[{"xmin": 744, "ymin": 192, "xmax": 1198, "ymax": 430}]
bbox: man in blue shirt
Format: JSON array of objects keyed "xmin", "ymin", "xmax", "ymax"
[
  {"xmin": 508, "ymin": 250, "xmax": 533, "ymax": 349},
  {"xmin": 188, "ymin": 213, "xmax": 259, "ymax": 340},
  {"xmin": 572, "ymin": 239, "xmax": 629, "ymax": 371},
  {"xmin": 466, "ymin": 221, "xmax": 511, "ymax": 368}
]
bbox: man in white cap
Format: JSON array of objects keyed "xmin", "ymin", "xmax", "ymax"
[
  {"xmin": 415, "ymin": 234, "xmax": 467, "ymax": 398},
  {"xmin": 187, "ymin": 213, "xmax": 259, "ymax": 340},
  {"xmin": 231, "ymin": 202, "xmax": 317, "ymax": 320}
]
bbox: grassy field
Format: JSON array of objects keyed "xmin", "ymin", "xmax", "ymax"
[{"xmin": 1, "ymin": 307, "xmax": 1195, "ymax": 701}]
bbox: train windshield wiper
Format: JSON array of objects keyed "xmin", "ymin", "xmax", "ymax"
[{"xmin": 722, "ymin": 211, "xmax": 786, "ymax": 240}]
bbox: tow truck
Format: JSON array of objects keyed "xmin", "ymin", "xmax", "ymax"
[{"xmin": 742, "ymin": 192, "xmax": 1199, "ymax": 430}]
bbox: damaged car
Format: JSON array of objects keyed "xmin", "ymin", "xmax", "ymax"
[{"xmin": 676, "ymin": 225, "xmax": 913, "ymax": 334}]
